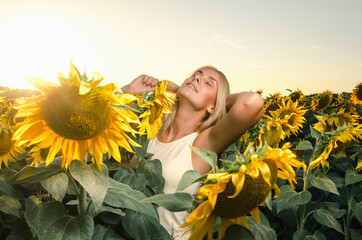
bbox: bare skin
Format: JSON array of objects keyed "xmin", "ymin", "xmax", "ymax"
[{"xmin": 123, "ymin": 69, "xmax": 264, "ymax": 175}]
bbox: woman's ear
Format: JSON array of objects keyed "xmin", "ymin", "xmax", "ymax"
[{"xmin": 206, "ymin": 105, "xmax": 215, "ymax": 114}]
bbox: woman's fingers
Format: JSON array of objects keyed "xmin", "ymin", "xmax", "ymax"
[{"xmin": 143, "ymin": 76, "xmax": 159, "ymax": 86}]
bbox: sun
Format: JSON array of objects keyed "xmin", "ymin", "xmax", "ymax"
[{"xmin": 0, "ymin": 16, "xmax": 97, "ymax": 90}]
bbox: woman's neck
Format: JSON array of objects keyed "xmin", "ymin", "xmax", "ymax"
[{"xmin": 158, "ymin": 102, "xmax": 205, "ymax": 142}]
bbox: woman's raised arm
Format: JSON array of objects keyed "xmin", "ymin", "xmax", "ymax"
[
  {"xmin": 121, "ymin": 75, "xmax": 179, "ymax": 95},
  {"xmin": 196, "ymin": 92, "xmax": 264, "ymax": 155}
]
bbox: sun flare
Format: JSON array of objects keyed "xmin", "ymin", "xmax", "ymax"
[{"xmin": 0, "ymin": 17, "xmax": 97, "ymax": 90}]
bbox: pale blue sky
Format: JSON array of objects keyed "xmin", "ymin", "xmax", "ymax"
[{"xmin": 1, "ymin": 0, "xmax": 361, "ymax": 96}]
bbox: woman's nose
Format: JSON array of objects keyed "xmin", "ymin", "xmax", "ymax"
[{"xmin": 194, "ymin": 75, "xmax": 200, "ymax": 83}]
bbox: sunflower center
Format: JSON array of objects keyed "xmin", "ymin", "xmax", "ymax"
[
  {"xmin": 356, "ymin": 85, "xmax": 362, "ymax": 100},
  {"xmin": 265, "ymin": 102, "xmax": 279, "ymax": 115},
  {"xmin": 213, "ymin": 161, "xmax": 278, "ymax": 219},
  {"xmin": 149, "ymin": 104, "xmax": 163, "ymax": 124},
  {"xmin": 0, "ymin": 132, "xmax": 12, "ymax": 155},
  {"xmin": 40, "ymin": 86, "xmax": 112, "ymax": 140},
  {"xmin": 316, "ymin": 94, "xmax": 330, "ymax": 109},
  {"xmin": 40, "ymin": 147, "xmax": 50, "ymax": 160}
]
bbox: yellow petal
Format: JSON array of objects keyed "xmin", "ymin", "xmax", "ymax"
[{"xmin": 22, "ymin": 76, "xmax": 58, "ymax": 93}]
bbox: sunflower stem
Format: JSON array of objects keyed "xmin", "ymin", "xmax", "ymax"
[
  {"xmin": 344, "ymin": 183, "xmax": 355, "ymax": 240},
  {"xmin": 79, "ymin": 186, "xmax": 87, "ymax": 215},
  {"xmin": 64, "ymin": 170, "xmax": 80, "ymax": 196},
  {"xmin": 299, "ymin": 154, "xmax": 314, "ymax": 230}
]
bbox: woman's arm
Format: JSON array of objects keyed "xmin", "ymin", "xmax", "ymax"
[
  {"xmin": 121, "ymin": 75, "xmax": 179, "ymax": 95},
  {"xmin": 196, "ymin": 92, "xmax": 264, "ymax": 156},
  {"xmin": 121, "ymin": 75, "xmax": 159, "ymax": 95}
]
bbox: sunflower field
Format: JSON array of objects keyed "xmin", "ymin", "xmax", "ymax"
[{"xmin": 0, "ymin": 63, "xmax": 361, "ymax": 240}]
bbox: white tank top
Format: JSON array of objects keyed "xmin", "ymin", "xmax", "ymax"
[{"xmin": 147, "ymin": 132, "xmax": 200, "ymax": 240}]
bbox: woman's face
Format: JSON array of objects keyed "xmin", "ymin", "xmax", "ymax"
[{"xmin": 178, "ymin": 68, "xmax": 219, "ymax": 113}]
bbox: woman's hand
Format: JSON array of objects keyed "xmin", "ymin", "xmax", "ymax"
[{"xmin": 122, "ymin": 75, "xmax": 160, "ymax": 95}]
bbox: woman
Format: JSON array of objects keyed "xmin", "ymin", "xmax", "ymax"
[{"xmin": 122, "ymin": 66, "xmax": 264, "ymax": 239}]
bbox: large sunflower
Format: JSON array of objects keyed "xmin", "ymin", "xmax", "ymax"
[
  {"xmin": 180, "ymin": 143, "xmax": 306, "ymax": 240},
  {"xmin": 12, "ymin": 62, "xmax": 141, "ymax": 170},
  {"xmin": 269, "ymin": 99, "xmax": 307, "ymax": 139},
  {"xmin": 351, "ymin": 82, "xmax": 362, "ymax": 105},
  {"xmin": 138, "ymin": 80, "xmax": 175, "ymax": 139}
]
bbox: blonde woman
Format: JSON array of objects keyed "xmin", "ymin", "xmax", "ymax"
[{"xmin": 122, "ymin": 66, "xmax": 264, "ymax": 239}]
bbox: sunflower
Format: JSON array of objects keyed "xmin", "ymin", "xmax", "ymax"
[
  {"xmin": 138, "ymin": 80, "xmax": 175, "ymax": 139},
  {"xmin": 27, "ymin": 146, "xmax": 62, "ymax": 166},
  {"xmin": 0, "ymin": 125, "xmax": 23, "ymax": 168},
  {"xmin": 289, "ymin": 88, "xmax": 304, "ymax": 102},
  {"xmin": 256, "ymin": 89, "xmax": 263, "ymax": 96},
  {"xmin": 309, "ymin": 125, "xmax": 362, "ymax": 169},
  {"xmin": 180, "ymin": 143, "xmax": 306, "ymax": 240},
  {"xmin": 12, "ymin": 62, "xmax": 141, "ymax": 170},
  {"xmin": 313, "ymin": 108, "xmax": 360, "ymax": 133},
  {"xmin": 351, "ymin": 82, "xmax": 362, "ymax": 105},
  {"xmin": 311, "ymin": 90, "xmax": 333, "ymax": 111},
  {"xmin": 269, "ymin": 99, "xmax": 307, "ymax": 138},
  {"xmin": 257, "ymin": 117, "xmax": 285, "ymax": 147},
  {"xmin": 264, "ymin": 93, "xmax": 282, "ymax": 115}
]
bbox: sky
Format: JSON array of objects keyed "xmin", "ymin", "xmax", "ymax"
[{"xmin": 0, "ymin": 0, "xmax": 361, "ymax": 97}]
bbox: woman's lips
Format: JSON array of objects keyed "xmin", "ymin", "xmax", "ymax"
[{"xmin": 186, "ymin": 83, "xmax": 198, "ymax": 92}]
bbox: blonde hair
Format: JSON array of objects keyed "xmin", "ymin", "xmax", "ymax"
[{"xmin": 161, "ymin": 66, "xmax": 230, "ymax": 133}]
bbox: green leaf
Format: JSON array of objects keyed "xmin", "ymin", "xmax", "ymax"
[
  {"xmin": 114, "ymin": 168, "xmax": 147, "ymax": 192},
  {"xmin": 293, "ymin": 230, "xmax": 308, "ymax": 240},
  {"xmin": 309, "ymin": 173, "xmax": 339, "ymax": 195},
  {"xmin": 87, "ymin": 200, "xmax": 126, "ymax": 218},
  {"xmin": 40, "ymin": 172, "xmax": 68, "ymax": 202},
  {"xmin": 44, "ymin": 215, "xmax": 94, "ymax": 240},
  {"xmin": 137, "ymin": 159, "xmax": 164, "ymax": 194},
  {"xmin": 0, "ymin": 196, "xmax": 21, "ymax": 217},
  {"xmin": 314, "ymin": 115, "xmax": 326, "ymax": 132},
  {"xmin": 350, "ymin": 228, "xmax": 362, "ymax": 240},
  {"xmin": 176, "ymin": 170, "xmax": 202, "ymax": 192},
  {"xmin": 104, "ymin": 178, "xmax": 158, "ymax": 219},
  {"xmin": 9, "ymin": 159, "xmax": 62, "ymax": 184},
  {"xmin": 352, "ymin": 200, "xmax": 362, "ymax": 223},
  {"xmin": 121, "ymin": 209, "xmax": 172, "ymax": 240},
  {"xmin": 328, "ymin": 172, "xmax": 345, "ymax": 188},
  {"xmin": 293, "ymin": 230, "xmax": 327, "ymax": 240},
  {"xmin": 4, "ymin": 218, "xmax": 33, "ymax": 240},
  {"xmin": 310, "ymin": 125, "xmax": 322, "ymax": 141},
  {"xmin": 0, "ymin": 176, "xmax": 22, "ymax": 199},
  {"xmin": 131, "ymin": 134, "xmax": 149, "ymax": 159},
  {"xmin": 274, "ymin": 185, "xmax": 312, "ymax": 213},
  {"xmin": 189, "ymin": 145, "xmax": 217, "ymax": 171},
  {"xmin": 296, "ymin": 141, "xmax": 313, "ymax": 151},
  {"xmin": 224, "ymin": 224, "xmax": 254, "ymax": 240},
  {"xmin": 247, "ymin": 212, "xmax": 277, "ymax": 240},
  {"xmin": 25, "ymin": 196, "xmax": 94, "ymax": 240},
  {"xmin": 92, "ymin": 225, "xmax": 125, "ymax": 240},
  {"xmin": 311, "ymin": 230, "xmax": 327, "ymax": 240},
  {"xmin": 323, "ymin": 202, "xmax": 346, "ymax": 219},
  {"xmin": 69, "ymin": 161, "xmax": 109, "ymax": 210},
  {"xmin": 345, "ymin": 169, "xmax": 362, "ymax": 186},
  {"xmin": 141, "ymin": 192, "xmax": 193, "ymax": 212},
  {"xmin": 313, "ymin": 209, "xmax": 343, "ymax": 234}
]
